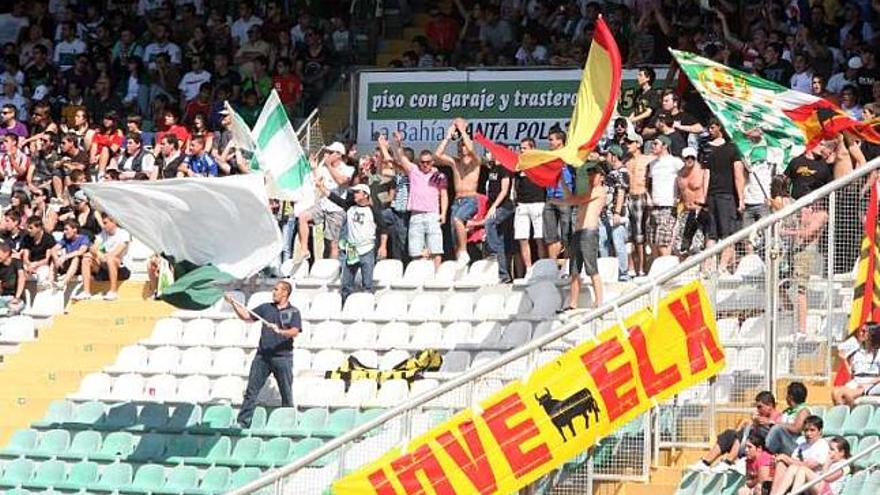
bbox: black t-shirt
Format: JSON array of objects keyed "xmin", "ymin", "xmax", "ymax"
[
  {"xmin": 786, "ymin": 155, "xmax": 833, "ymax": 200},
  {"xmin": 159, "ymin": 155, "xmax": 185, "ymax": 179},
  {"xmin": 856, "ymin": 67, "xmax": 878, "ymax": 103},
  {"xmin": 706, "ymin": 142, "xmax": 741, "ymax": 196},
  {"xmin": 253, "ymin": 302, "xmax": 302, "ymax": 355},
  {"xmin": 635, "ymin": 87, "xmax": 661, "ymax": 121},
  {"xmin": 78, "ymin": 210, "xmax": 102, "ymax": 241},
  {"xmin": 515, "ymin": 172, "xmax": 545, "ymax": 203},
  {"xmin": 862, "ymin": 141, "xmax": 880, "ymax": 162},
  {"xmin": 2, "ymin": 231, "xmax": 24, "ymax": 252},
  {"xmin": 484, "ymin": 165, "xmax": 512, "ymax": 209},
  {"xmin": 762, "ymin": 60, "xmax": 794, "ymax": 86},
  {"xmin": 667, "ymin": 132, "xmax": 687, "ymax": 158},
  {"xmin": 0, "ymin": 258, "xmax": 22, "ymax": 296},
  {"xmin": 22, "ymin": 232, "xmax": 56, "ymax": 262},
  {"xmin": 213, "ymin": 69, "xmax": 242, "ymax": 92}
]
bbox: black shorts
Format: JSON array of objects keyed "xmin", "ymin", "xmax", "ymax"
[
  {"xmin": 95, "ymin": 264, "xmax": 131, "ymax": 282},
  {"xmin": 717, "ymin": 428, "xmax": 743, "ymax": 454},
  {"xmin": 569, "ymin": 229, "xmax": 599, "ymax": 276},
  {"xmin": 706, "ymin": 193, "xmax": 739, "ymax": 241}
]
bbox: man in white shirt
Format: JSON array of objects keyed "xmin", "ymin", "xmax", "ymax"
[
  {"xmin": 514, "ymin": 32, "xmax": 548, "ymax": 66},
  {"xmin": 143, "ymin": 23, "xmax": 182, "ymax": 69},
  {"xmin": 76, "ymin": 214, "xmax": 131, "ymax": 301},
  {"xmin": 230, "ymin": 2, "xmax": 263, "ymax": 47},
  {"xmin": 177, "ymin": 55, "xmax": 211, "ymax": 103},
  {"xmin": 647, "ymin": 134, "xmax": 683, "ymax": 257},
  {"xmin": 53, "ymin": 21, "xmax": 86, "ymax": 72},
  {"xmin": 296, "ymin": 142, "xmax": 353, "ymax": 263}
]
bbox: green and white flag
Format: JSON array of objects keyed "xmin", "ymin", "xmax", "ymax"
[{"xmin": 228, "ymin": 90, "xmax": 315, "ymax": 213}]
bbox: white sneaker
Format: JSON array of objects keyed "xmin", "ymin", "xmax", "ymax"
[
  {"xmin": 731, "ymin": 458, "xmax": 746, "ymax": 475},
  {"xmin": 103, "ymin": 291, "xmax": 118, "ymax": 301},
  {"xmin": 710, "ymin": 462, "xmax": 732, "ymax": 474},
  {"xmin": 688, "ymin": 461, "xmax": 711, "ymax": 473},
  {"xmin": 456, "ymin": 251, "xmax": 470, "ymax": 268},
  {"xmin": 90, "ymin": 293, "xmax": 104, "ymax": 301},
  {"xmin": 72, "ymin": 292, "xmax": 92, "ymax": 301}
]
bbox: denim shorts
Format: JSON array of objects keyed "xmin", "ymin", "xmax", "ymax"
[
  {"xmin": 408, "ymin": 212, "xmax": 444, "ymax": 257},
  {"xmin": 451, "ymin": 196, "xmax": 478, "ymax": 223}
]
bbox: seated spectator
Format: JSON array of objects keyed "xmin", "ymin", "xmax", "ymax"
[
  {"xmin": 180, "ymin": 135, "xmax": 218, "ymax": 177},
  {"xmin": 75, "ymin": 214, "xmax": 130, "ymax": 301},
  {"xmin": 0, "ymin": 133, "xmax": 30, "ymax": 193},
  {"xmin": 156, "ymin": 134, "xmax": 185, "ymax": 179},
  {"xmin": 112, "ymin": 133, "xmax": 156, "ymax": 180},
  {"xmin": 90, "ymin": 112, "xmax": 124, "ymax": 178},
  {"xmin": 0, "ymin": 243, "xmax": 24, "ymax": 314},
  {"xmin": 832, "ymin": 323, "xmax": 880, "ymax": 405},
  {"xmin": 737, "ymin": 433, "xmax": 775, "ymax": 495},
  {"xmin": 21, "ymin": 215, "xmax": 56, "ymax": 289},
  {"xmin": 1, "ymin": 210, "xmax": 24, "ymax": 253},
  {"xmin": 765, "ymin": 382, "xmax": 811, "ymax": 455},
  {"xmin": 50, "ymin": 219, "xmax": 90, "ymax": 289},
  {"xmin": 769, "ymin": 416, "xmax": 830, "ymax": 495},
  {"xmin": 691, "ymin": 391, "xmax": 782, "ymax": 473},
  {"xmin": 774, "ymin": 436, "xmax": 850, "ymax": 495}
]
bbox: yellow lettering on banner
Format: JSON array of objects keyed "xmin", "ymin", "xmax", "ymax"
[{"xmin": 333, "ymin": 282, "xmax": 725, "ymax": 495}]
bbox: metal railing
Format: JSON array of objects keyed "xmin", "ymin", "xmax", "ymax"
[{"xmin": 230, "ymin": 157, "xmax": 880, "ymax": 495}]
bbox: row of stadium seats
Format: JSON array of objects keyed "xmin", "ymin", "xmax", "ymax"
[{"xmin": 0, "ymin": 459, "xmax": 261, "ymax": 494}]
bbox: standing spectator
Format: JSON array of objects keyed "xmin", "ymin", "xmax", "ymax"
[
  {"xmin": 436, "ymin": 118, "xmax": 482, "ymax": 265},
  {"xmin": 479, "ymin": 6, "xmax": 514, "ymax": 52},
  {"xmin": 24, "ymin": 45, "xmax": 55, "ymax": 92},
  {"xmin": 0, "ymin": 243, "xmax": 24, "ymax": 315},
  {"xmin": 54, "ymin": 21, "xmax": 86, "ymax": 72},
  {"xmin": 144, "ymin": 24, "xmax": 182, "ymax": 69},
  {"xmin": 761, "ymin": 44, "xmax": 794, "ymax": 86},
  {"xmin": 839, "ymin": 85, "xmax": 863, "ymax": 120},
  {"xmin": 625, "ymin": 131, "xmax": 651, "ymax": 276},
  {"xmin": 75, "ymin": 214, "xmax": 130, "ymax": 301},
  {"xmin": 828, "ymin": 56, "xmax": 863, "ymax": 94},
  {"xmin": 425, "ymin": 6, "xmax": 460, "ymax": 54},
  {"xmin": 515, "ymin": 31, "xmax": 548, "ymax": 66},
  {"xmin": 111, "ymin": 27, "xmax": 144, "ymax": 69},
  {"xmin": 655, "ymin": 113, "xmax": 687, "ymax": 157},
  {"xmin": 1, "ymin": 133, "xmax": 30, "ymax": 193},
  {"xmin": 297, "ymin": 29, "xmax": 331, "ymax": 111},
  {"xmin": 479, "ymin": 155, "xmax": 513, "ymax": 283},
  {"xmin": 514, "ymin": 137, "xmax": 546, "ymax": 271},
  {"xmin": 0, "ymin": 81, "xmax": 27, "ymax": 123},
  {"xmin": 386, "ymin": 132, "xmax": 448, "ymax": 269},
  {"xmin": 790, "ymin": 53, "xmax": 814, "ymax": 94},
  {"xmin": 178, "ymin": 55, "xmax": 212, "ymax": 104},
  {"xmin": 86, "ymin": 75, "xmax": 123, "ymax": 122},
  {"xmin": 703, "ymin": 120, "xmax": 745, "ymax": 273},
  {"xmin": 646, "ymin": 135, "xmax": 682, "ymax": 259},
  {"xmin": 661, "ymin": 91, "xmax": 704, "ymax": 148},
  {"xmin": 599, "ymin": 145, "xmax": 630, "ymax": 281},
  {"xmin": 272, "ymin": 57, "xmax": 302, "ymax": 114},
  {"xmin": 630, "ymin": 67, "xmax": 660, "ymax": 129},
  {"xmin": 181, "ymin": 135, "xmax": 218, "ymax": 177},
  {"xmin": 231, "ymin": 2, "xmax": 263, "ymax": 48},
  {"xmin": 318, "ymin": 182, "xmax": 387, "ymax": 302},
  {"xmin": 542, "ymin": 129, "xmax": 574, "ymax": 263},
  {"xmin": 741, "ymin": 130, "xmax": 779, "ymax": 254},
  {"xmin": 225, "ymin": 281, "xmax": 300, "ymax": 428},
  {"xmin": 296, "ymin": 142, "xmax": 354, "ymax": 262},
  {"xmin": 378, "ymin": 139, "xmax": 411, "ymax": 263},
  {"xmin": 212, "ymin": 53, "xmax": 241, "ymax": 102},
  {"xmin": 673, "ymin": 147, "xmax": 707, "ymax": 257},
  {"xmin": 855, "ymin": 47, "xmax": 877, "ymax": 103},
  {"xmin": 21, "ymin": 216, "xmax": 56, "ymax": 289},
  {"xmin": 559, "ymin": 164, "xmax": 606, "ymax": 311},
  {"xmin": 50, "ymin": 219, "xmax": 90, "ymax": 289}
]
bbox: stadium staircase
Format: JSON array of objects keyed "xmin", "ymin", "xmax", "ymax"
[{"xmin": 0, "ymin": 282, "xmax": 170, "ymax": 446}]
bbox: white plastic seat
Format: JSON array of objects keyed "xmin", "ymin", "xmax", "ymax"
[
  {"xmin": 498, "ymin": 321, "xmax": 532, "ymax": 349},
  {"xmin": 292, "ymin": 348, "xmax": 312, "ymax": 373},
  {"xmin": 25, "ymin": 290, "xmax": 65, "ymax": 317},
  {"xmin": 342, "ymin": 322, "xmax": 378, "ymax": 349},
  {"xmin": 647, "ymin": 256, "xmax": 679, "ymax": 278},
  {"xmin": 439, "ymin": 351, "xmax": 471, "ymax": 372},
  {"xmin": 410, "ymin": 379, "xmax": 439, "ymax": 398},
  {"xmin": 402, "ymin": 294, "xmax": 442, "ymax": 323},
  {"xmin": 409, "ymin": 322, "xmax": 443, "ymax": 348},
  {"xmin": 208, "ymin": 375, "xmax": 242, "ymax": 402},
  {"xmin": 177, "ymin": 347, "xmax": 214, "ymax": 375},
  {"xmin": 535, "ymin": 350, "xmax": 562, "ymax": 367},
  {"xmin": 213, "ymin": 319, "xmax": 248, "ymax": 347},
  {"xmin": 351, "ymin": 349, "xmax": 380, "ymax": 369},
  {"xmin": 302, "ymin": 378, "xmax": 346, "ymax": 407},
  {"xmin": 467, "ymin": 322, "xmax": 503, "ymax": 348},
  {"xmin": 339, "ymin": 293, "xmax": 375, "ymax": 322},
  {"xmin": 516, "ymin": 259, "xmax": 560, "ymax": 286},
  {"xmin": 256, "ymin": 379, "xmax": 281, "ymax": 406},
  {"xmin": 740, "ymin": 317, "xmax": 765, "ymax": 343},
  {"xmin": 345, "ymin": 380, "xmax": 378, "ymax": 407},
  {"xmin": 293, "ymin": 377, "xmax": 323, "ymax": 406},
  {"xmin": 297, "ymin": 259, "xmax": 341, "ymax": 288},
  {"xmin": 455, "ymin": 259, "xmax": 500, "ymax": 288},
  {"xmin": 307, "ymin": 321, "xmax": 345, "ymax": 348},
  {"xmin": 734, "ymin": 348, "xmax": 765, "ymax": 371},
  {"xmin": 391, "ymin": 260, "xmax": 435, "ymax": 289},
  {"xmin": 367, "ymin": 292, "xmax": 408, "ymax": 322},
  {"xmin": 207, "ymin": 347, "xmax": 249, "ymax": 376},
  {"xmin": 313, "ymin": 349, "xmax": 346, "ymax": 372},
  {"xmin": 145, "ymin": 318, "xmax": 183, "ymax": 345},
  {"xmin": 180, "ymin": 319, "xmax": 214, "ymax": 346},
  {"xmin": 141, "ymin": 346, "xmax": 181, "ymax": 374},
  {"xmin": 305, "ymin": 292, "xmax": 342, "ymax": 320},
  {"xmin": 424, "ymin": 261, "xmax": 464, "ymax": 289},
  {"xmin": 109, "ymin": 373, "xmax": 145, "ymax": 401},
  {"xmin": 441, "ymin": 322, "xmax": 471, "ymax": 348},
  {"xmin": 526, "ymin": 282, "xmax": 562, "ymax": 319},
  {"xmin": 70, "ymin": 372, "xmax": 112, "ymax": 401},
  {"xmin": 473, "ymin": 378, "xmax": 503, "ymax": 404},
  {"xmin": 716, "ymin": 318, "xmax": 740, "ymax": 342},
  {"xmin": 373, "ymin": 259, "xmax": 404, "ymax": 287},
  {"xmin": 144, "ymin": 374, "xmax": 177, "ymax": 402},
  {"xmin": 473, "ymin": 294, "xmax": 506, "ymax": 321},
  {"xmin": 503, "ymin": 292, "xmax": 533, "ymax": 318},
  {"xmin": 376, "ymin": 322, "xmax": 410, "ymax": 349},
  {"xmin": 0, "ymin": 315, "xmax": 36, "ymax": 342},
  {"xmin": 245, "ymin": 322, "xmax": 261, "ymax": 346},
  {"xmin": 440, "ymin": 293, "xmax": 475, "ymax": 322},
  {"xmin": 735, "ymin": 254, "xmax": 766, "ymax": 281},
  {"xmin": 371, "ymin": 379, "xmax": 409, "ymax": 407},
  {"xmin": 247, "ymin": 291, "xmax": 273, "ymax": 310},
  {"xmin": 379, "ymin": 349, "xmax": 411, "ymax": 370},
  {"xmin": 106, "ymin": 345, "xmax": 148, "ymax": 374},
  {"xmin": 596, "ymin": 257, "xmax": 619, "ymax": 285}
]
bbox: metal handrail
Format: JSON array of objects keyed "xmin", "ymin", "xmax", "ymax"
[
  {"xmin": 791, "ymin": 436, "xmax": 880, "ymax": 495},
  {"xmin": 228, "ymin": 156, "xmax": 880, "ymax": 495}
]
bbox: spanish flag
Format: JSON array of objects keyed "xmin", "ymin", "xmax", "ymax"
[
  {"xmin": 476, "ymin": 16, "xmax": 622, "ymax": 187},
  {"xmin": 836, "ymin": 181, "xmax": 880, "ymax": 385}
]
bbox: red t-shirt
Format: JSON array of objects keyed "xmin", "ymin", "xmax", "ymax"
[
  {"xmin": 156, "ymin": 124, "xmax": 192, "ymax": 150},
  {"xmin": 273, "ymin": 74, "xmax": 303, "ymax": 106},
  {"xmin": 93, "ymin": 129, "xmax": 124, "ymax": 154},
  {"xmin": 746, "ymin": 450, "xmax": 774, "ymax": 482},
  {"xmin": 426, "ymin": 16, "xmax": 460, "ymax": 53}
]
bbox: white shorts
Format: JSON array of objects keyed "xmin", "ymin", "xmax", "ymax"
[
  {"xmin": 845, "ymin": 378, "xmax": 880, "ymax": 395},
  {"xmin": 514, "ymin": 202, "xmax": 544, "ymax": 240}
]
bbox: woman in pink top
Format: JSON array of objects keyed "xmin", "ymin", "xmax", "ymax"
[{"xmin": 738, "ymin": 433, "xmax": 775, "ymax": 495}]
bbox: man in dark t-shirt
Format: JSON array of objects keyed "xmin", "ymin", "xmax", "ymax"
[
  {"xmin": 226, "ymin": 281, "xmax": 302, "ymax": 428},
  {"xmin": 0, "ymin": 243, "xmax": 24, "ymax": 314},
  {"xmin": 786, "ymin": 153, "xmax": 833, "ymax": 200},
  {"xmin": 703, "ymin": 120, "xmax": 744, "ymax": 273},
  {"xmin": 22, "ymin": 216, "xmax": 57, "ymax": 287},
  {"xmin": 477, "ymin": 159, "xmax": 514, "ymax": 282}
]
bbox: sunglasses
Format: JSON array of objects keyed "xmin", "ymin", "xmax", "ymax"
[{"xmin": 420, "ymin": 160, "xmax": 433, "ymax": 164}]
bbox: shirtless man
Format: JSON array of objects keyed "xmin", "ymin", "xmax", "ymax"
[
  {"xmin": 436, "ymin": 117, "xmax": 481, "ymax": 265},
  {"xmin": 624, "ymin": 130, "xmax": 652, "ymax": 275},
  {"xmin": 674, "ymin": 147, "xmax": 707, "ymax": 257},
  {"xmin": 556, "ymin": 165, "xmax": 606, "ymax": 311}
]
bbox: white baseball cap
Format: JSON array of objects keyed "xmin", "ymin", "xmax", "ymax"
[
  {"xmin": 350, "ymin": 184, "xmax": 371, "ymax": 196},
  {"xmin": 323, "ymin": 141, "xmax": 346, "ymax": 154},
  {"xmin": 682, "ymin": 147, "xmax": 698, "ymax": 159},
  {"xmin": 848, "ymin": 56, "xmax": 864, "ymax": 70}
]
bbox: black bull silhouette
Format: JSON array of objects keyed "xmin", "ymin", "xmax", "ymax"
[{"xmin": 535, "ymin": 387, "xmax": 601, "ymax": 442}]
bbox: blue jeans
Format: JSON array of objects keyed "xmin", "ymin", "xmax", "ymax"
[
  {"xmin": 341, "ymin": 249, "xmax": 376, "ymax": 302},
  {"xmin": 281, "ymin": 216, "xmax": 298, "ymax": 263},
  {"xmin": 382, "ymin": 209, "xmax": 409, "ymax": 262},
  {"xmin": 599, "ymin": 216, "xmax": 628, "ymax": 276},
  {"xmin": 484, "ymin": 205, "xmax": 514, "ymax": 280},
  {"xmin": 764, "ymin": 424, "xmax": 799, "ymax": 455},
  {"xmin": 237, "ymin": 352, "xmax": 293, "ymax": 427}
]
